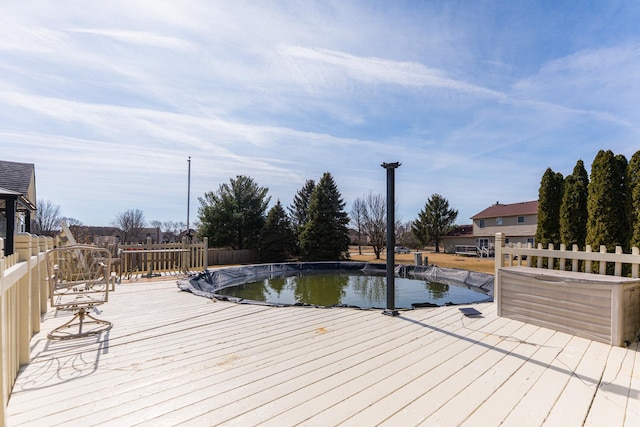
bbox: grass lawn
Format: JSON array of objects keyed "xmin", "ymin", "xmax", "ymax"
[{"xmin": 348, "ymin": 246, "xmax": 496, "ymax": 275}]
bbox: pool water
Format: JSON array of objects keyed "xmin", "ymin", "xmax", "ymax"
[{"xmin": 215, "ymin": 273, "xmax": 490, "ymax": 309}]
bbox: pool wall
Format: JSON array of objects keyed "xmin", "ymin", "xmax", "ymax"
[{"xmin": 177, "ymin": 262, "xmax": 494, "ymax": 305}]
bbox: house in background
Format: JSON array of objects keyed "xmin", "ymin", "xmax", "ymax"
[
  {"xmin": 0, "ymin": 160, "xmax": 36, "ymax": 256},
  {"xmin": 442, "ymin": 200, "xmax": 539, "ymax": 255},
  {"xmin": 440, "ymin": 224, "xmax": 474, "ymax": 254}
]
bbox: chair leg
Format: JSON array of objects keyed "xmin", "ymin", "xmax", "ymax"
[{"xmin": 48, "ymin": 307, "xmax": 113, "ymax": 340}]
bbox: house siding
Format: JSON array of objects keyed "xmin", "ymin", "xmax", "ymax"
[{"xmin": 442, "ymin": 201, "xmax": 538, "ymax": 254}]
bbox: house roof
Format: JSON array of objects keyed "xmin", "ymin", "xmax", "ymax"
[
  {"xmin": 0, "ymin": 160, "xmax": 36, "ymax": 210},
  {"xmin": 0, "ymin": 186, "xmax": 22, "ymax": 197},
  {"xmin": 471, "ymin": 200, "xmax": 538, "ymax": 219},
  {"xmin": 0, "ymin": 160, "xmax": 35, "ymax": 194},
  {"xmin": 445, "ymin": 224, "xmax": 474, "ymax": 237}
]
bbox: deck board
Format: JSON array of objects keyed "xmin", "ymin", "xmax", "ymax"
[{"xmin": 6, "ymin": 279, "xmax": 640, "ymax": 426}]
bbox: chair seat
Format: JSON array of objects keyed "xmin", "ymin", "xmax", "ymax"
[{"xmin": 46, "ymin": 246, "xmax": 113, "ymax": 340}]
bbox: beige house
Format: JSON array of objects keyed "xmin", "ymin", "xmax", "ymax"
[{"xmin": 442, "ymin": 200, "xmax": 538, "ymax": 254}]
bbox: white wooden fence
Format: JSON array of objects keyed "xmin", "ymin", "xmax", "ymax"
[
  {"xmin": 495, "ymin": 232, "xmax": 640, "ymax": 277},
  {"xmin": 0, "ymin": 234, "xmax": 53, "ymax": 426}
]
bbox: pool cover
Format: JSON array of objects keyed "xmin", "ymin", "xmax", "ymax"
[{"xmin": 177, "ymin": 262, "xmax": 494, "ymax": 305}]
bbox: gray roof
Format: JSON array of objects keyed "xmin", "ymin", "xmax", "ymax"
[{"xmin": 0, "ymin": 160, "xmax": 35, "ymax": 195}]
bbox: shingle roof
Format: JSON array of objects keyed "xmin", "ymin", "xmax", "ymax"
[
  {"xmin": 445, "ymin": 224, "xmax": 474, "ymax": 236},
  {"xmin": 0, "ymin": 160, "xmax": 34, "ymax": 195},
  {"xmin": 471, "ymin": 200, "xmax": 538, "ymax": 219}
]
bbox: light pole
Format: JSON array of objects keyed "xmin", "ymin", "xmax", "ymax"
[
  {"xmin": 381, "ymin": 162, "xmax": 401, "ymax": 316},
  {"xmin": 186, "ymin": 156, "xmax": 191, "ymax": 241}
]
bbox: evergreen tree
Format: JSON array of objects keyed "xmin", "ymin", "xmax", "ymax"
[
  {"xmin": 299, "ymin": 172, "xmax": 350, "ymax": 261},
  {"xmin": 197, "ymin": 175, "xmax": 270, "ymax": 249},
  {"xmin": 535, "ymin": 168, "xmax": 564, "ymax": 247},
  {"xmin": 288, "ymin": 179, "xmax": 315, "ymax": 254},
  {"xmin": 288, "ymin": 179, "xmax": 315, "ymax": 230},
  {"xmin": 259, "ymin": 200, "xmax": 295, "ymax": 262},
  {"xmin": 411, "ymin": 194, "xmax": 458, "ymax": 253},
  {"xmin": 586, "ymin": 150, "xmax": 628, "ymax": 251},
  {"xmin": 560, "ymin": 160, "xmax": 588, "ymax": 249},
  {"xmin": 628, "ymin": 150, "xmax": 640, "ymax": 248}
]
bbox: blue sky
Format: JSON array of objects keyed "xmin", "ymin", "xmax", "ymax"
[{"xmin": 2, "ymin": 1, "xmax": 639, "ymax": 228}]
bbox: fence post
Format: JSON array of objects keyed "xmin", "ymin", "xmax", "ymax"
[
  {"xmin": 181, "ymin": 237, "xmax": 189, "ymax": 272},
  {"xmin": 14, "ymin": 234, "xmax": 32, "ymax": 366},
  {"xmin": 572, "ymin": 244, "xmax": 579, "ymax": 272},
  {"xmin": 146, "ymin": 237, "xmax": 153, "ymax": 275},
  {"xmin": 559, "ymin": 244, "xmax": 566, "ymax": 271},
  {"xmin": 585, "ymin": 245, "xmax": 592, "ymax": 272},
  {"xmin": 494, "ymin": 233, "xmax": 504, "ymax": 275},
  {"xmin": 599, "ymin": 245, "xmax": 607, "ymax": 275},
  {"xmin": 28, "ymin": 236, "xmax": 41, "ymax": 334},
  {"xmin": 203, "ymin": 237, "xmax": 208, "ymax": 270},
  {"xmin": 614, "ymin": 246, "xmax": 623, "ymax": 277},
  {"xmin": 537, "ymin": 244, "xmax": 543, "ymax": 268},
  {"xmin": 548, "ymin": 243, "xmax": 555, "ymax": 270},
  {"xmin": 0, "ymin": 237, "xmax": 6, "ymax": 426},
  {"xmin": 38, "ymin": 237, "xmax": 49, "ymax": 314}
]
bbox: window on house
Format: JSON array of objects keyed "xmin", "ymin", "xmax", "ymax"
[
  {"xmin": 479, "ymin": 219, "xmax": 485, "ymax": 228},
  {"xmin": 478, "ymin": 238, "xmax": 489, "ymax": 248},
  {"xmin": 518, "ymin": 216, "xmax": 525, "ymax": 223},
  {"xmin": 496, "ymin": 217, "xmax": 503, "ymax": 225}
]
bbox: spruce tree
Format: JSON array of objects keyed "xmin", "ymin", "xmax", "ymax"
[
  {"xmin": 411, "ymin": 194, "xmax": 458, "ymax": 253},
  {"xmin": 586, "ymin": 150, "xmax": 628, "ymax": 251},
  {"xmin": 535, "ymin": 168, "xmax": 564, "ymax": 247},
  {"xmin": 259, "ymin": 200, "xmax": 295, "ymax": 262},
  {"xmin": 628, "ymin": 150, "xmax": 640, "ymax": 248},
  {"xmin": 197, "ymin": 175, "xmax": 270, "ymax": 249},
  {"xmin": 560, "ymin": 160, "xmax": 588, "ymax": 249},
  {"xmin": 288, "ymin": 179, "xmax": 315, "ymax": 254},
  {"xmin": 299, "ymin": 172, "xmax": 350, "ymax": 261}
]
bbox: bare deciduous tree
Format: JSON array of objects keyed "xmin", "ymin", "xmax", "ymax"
[
  {"xmin": 32, "ymin": 199, "xmax": 62, "ymax": 236},
  {"xmin": 350, "ymin": 198, "xmax": 366, "ymax": 255},
  {"xmin": 112, "ymin": 209, "xmax": 146, "ymax": 243},
  {"xmin": 360, "ymin": 192, "xmax": 387, "ymax": 259}
]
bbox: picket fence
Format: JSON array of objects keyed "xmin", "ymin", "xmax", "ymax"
[{"xmin": 495, "ymin": 232, "xmax": 640, "ymax": 277}]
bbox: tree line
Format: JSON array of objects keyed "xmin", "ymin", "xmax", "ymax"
[
  {"xmin": 197, "ymin": 172, "xmax": 460, "ymax": 261},
  {"xmin": 535, "ymin": 149, "xmax": 640, "ymax": 253},
  {"xmin": 197, "ymin": 172, "xmax": 351, "ymax": 262},
  {"xmin": 31, "ymin": 201, "xmax": 186, "ymax": 244},
  {"xmin": 32, "ymin": 173, "xmax": 460, "ymax": 257}
]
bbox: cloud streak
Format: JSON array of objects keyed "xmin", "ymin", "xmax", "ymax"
[{"xmin": 1, "ymin": 1, "xmax": 639, "ymax": 226}]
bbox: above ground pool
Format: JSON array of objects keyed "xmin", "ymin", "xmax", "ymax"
[{"xmin": 178, "ymin": 262, "xmax": 494, "ymax": 310}]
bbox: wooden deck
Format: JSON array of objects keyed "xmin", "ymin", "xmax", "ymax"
[{"xmin": 6, "ymin": 279, "xmax": 640, "ymax": 426}]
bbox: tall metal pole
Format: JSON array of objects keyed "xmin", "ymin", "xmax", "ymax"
[
  {"xmin": 381, "ymin": 162, "xmax": 401, "ymax": 316},
  {"xmin": 187, "ymin": 156, "xmax": 191, "ymax": 240}
]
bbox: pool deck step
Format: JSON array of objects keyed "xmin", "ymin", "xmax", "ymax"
[{"xmin": 6, "ymin": 279, "xmax": 640, "ymax": 426}]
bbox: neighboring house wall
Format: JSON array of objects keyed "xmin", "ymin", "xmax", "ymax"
[
  {"xmin": 441, "ymin": 224, "xmax": 476, "ymax": 254},
  {"xmin": 442, "ymin": 236, "xmax": 477, "ymax": 253},
  {"xmin": 443, "ymin": 201, "xmax": 539, "ymax": 254},
  {"xmin": 471, "ymin": 200, "xmax": 538, "ymax": 248},
  {"xmin": 473, "ymin": 214, "xmax": 537, "ymax": 246}
]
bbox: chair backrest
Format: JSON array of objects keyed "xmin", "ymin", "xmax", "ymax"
[{"xmin": 47, "ymin": 246, "xmax": 112, "ymax": 309}]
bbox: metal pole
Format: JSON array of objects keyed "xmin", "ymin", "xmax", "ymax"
[
  {"xmin": 187, "ymin": 156, "xmax": 191, "ymax": 240},
  {"xmin": 381, "ymin": 162, "xmax": 401, "ymax": 316}
]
